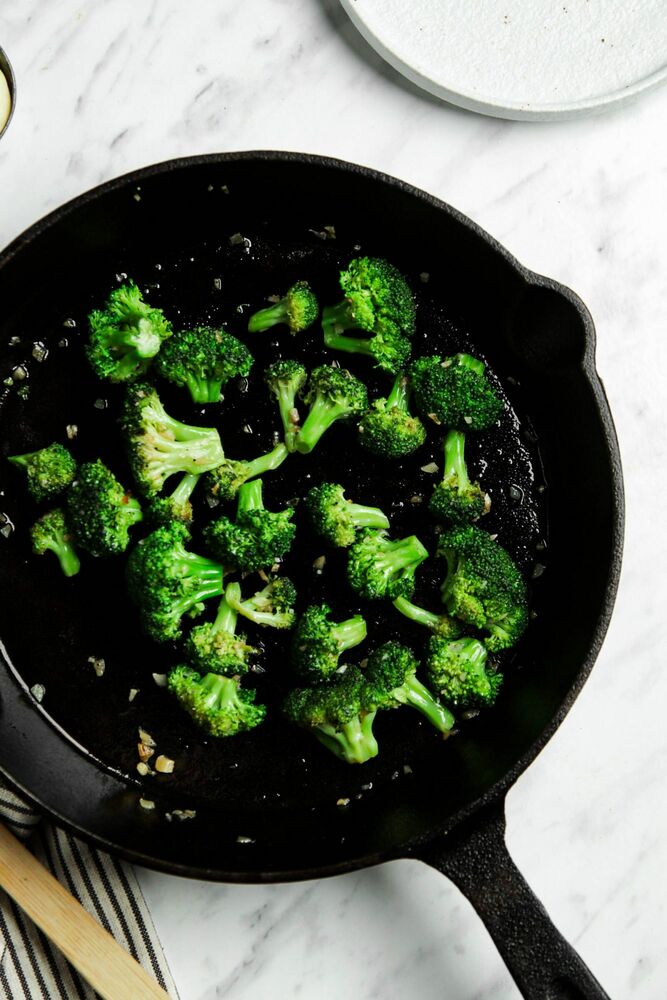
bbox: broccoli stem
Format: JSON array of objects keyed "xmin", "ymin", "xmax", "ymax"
[
  {"xmin": 236, "ymin": 478, "xmax": 264, "ymax": 516},
  {"xmin": 386, "ymin": 374, "xmax": 410, "ymax": 411},
  {"xmin": 322, "ymin": 302, "xmax": 390, "ymax": 356},
  {"xmin": 157, "ymin": 409, "xmax": 222, "ymax": 442},
  {"xmin": 248, "ymin": 300, "xmax": 288, "ymax": 333},
  {"xmin": 440, "ymin": 549, "xmax": 463, "ymax": 609},
  {"xmin": 170, "ymin": 472, "xmax": 200, "ymax": 507},
  {"xmin": 347, "ymin": 503, "xmax": 391, "ymax": 532},
  {"xmin": 244, "ymin": 442, "xmax": 289, "ymax": 481},
  {"xmin": 316, "ymin": 712, "xmax": 379, "ymax": 764},
  {"xmin": 393, "ymin": 595, "xmax": 442, "ymax": 630},
  {"xmin": 47, "ymin": 535, "xmax": 81, "ymax": 578},
  {"xmin": 296, "ymin": 400, "xmax": 350, "ymax": 454},
  {"xmin": 273, "ymin": 387, "xmax": 300, "ymax": 448},
  {"xmin": 112, "ymin": 323, "xmax": 161, "ymax": 359},
  {"xmin": 396, "ymin": 675, "xmax": 456, "ymax": 734},
  {"xmin": 332, "ymin": 615, "xmax": 367, "ymax": 651},
  {"xmin": 457, "ymin": 353, "xmax": 485, "ymax": 376},
  {"xmin": 198, "ymin": 673, "xmax": 243, "ymax": 711},
  {"xmin": 443, "ymin": 430, "xmax": 470, "ymax": 491},
  {"xmin": 377, "ymin": 536, "xmax": 429, "ymax": 581},
  {"xmin": 212, "ymin": 589, "xmax": 238, "ymax": 636},
  {"xmin": 186, "ymin": 375, "xmax": 224, "ymax": 405}
]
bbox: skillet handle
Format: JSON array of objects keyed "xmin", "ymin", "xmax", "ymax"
[{"xmin": 417, "ymin": 801, "xmax": 610, "ymax": 1000}]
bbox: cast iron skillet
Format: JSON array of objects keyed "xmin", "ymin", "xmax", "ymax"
[{"xmin": 0, "ymin": 153, "xmax": 623, "ymax": 999}]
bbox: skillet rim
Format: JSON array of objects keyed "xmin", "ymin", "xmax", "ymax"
[{"xmin": 0, "ymin": 151, "xmax": 625, "ymax": 881}]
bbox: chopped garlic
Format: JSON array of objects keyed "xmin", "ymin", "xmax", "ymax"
[
  {"xmin": 128, "ymin": 688, "xmax": 139, "ymax": 702},
  {"xmin": 152, "ymin": 673, "xmax": 167, "ymax": 688},
  {"xmin": 137, "ymin": 742, "xmax": 154, "ymax": 763},
  {"xmin": 87, "ymin": 656, "xmax": 105, "ymax": 677},
  {"xmin": 138, "ymin": 727, "xmax": 156, "ymax": 747},
  {"xmin": 139, "ymin": 798, "xmax": 155, "ymax": 810},
  {"xmin": 420, "ymin": 462, "xmax": 439, "ymax": 474},
  {"xmin": 155, "ymin": 755, "xmax": 175, "ymax": 774}
]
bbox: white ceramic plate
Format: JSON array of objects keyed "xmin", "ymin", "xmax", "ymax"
[{"xmin": 340, "ymin": 0, "xmax": 667, "ymax": 120}]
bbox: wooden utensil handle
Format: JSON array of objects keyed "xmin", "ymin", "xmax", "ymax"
[{"xmin": 0, "ymin": 822, "xmax": 170, "ymax": 1000}]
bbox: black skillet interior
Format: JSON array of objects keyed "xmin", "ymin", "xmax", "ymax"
[{"xmin": 0, "ymin": 153, "xmax": 623, "ymax": 879}]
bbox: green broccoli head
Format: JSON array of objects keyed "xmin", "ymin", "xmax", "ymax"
[
  {"xmin": 294, "ymin": 365, "xmax": 368, "ymax": 454},
  {"xmin": 205, "ymin": 442, "xmax": 288, "ymax": 502},
  {"xmin": 226, "ymin": 578, "xmax": 297, "ymax": 629},
  {"xmin": 86, "ymin": 281, "xmax": 172, "ymax": 382},
  {"xmin": 66, "ymin": 460, "xmax": 142, "ymax": 557},
  {"xmin": 292, "ymin": 604, "xmax": 367, "ymax": 682},
  {"xmin": 438, "ymin": 524, "xmax": 528, "ymax": 651},
  {"xmin": 305, "ymin": 482, "xmax": 390, "ymax": 548},
  {"xmin": 264, "ymin": 360, "xmax": 308, "ymax": 452},
  {"xmin": 122, "ymin": 382, "xmax": 224, "ymax": 495},
  {"xmin": 8, "ymin": 442, "xmax": 77, "ymax": 502},
  {"xmin": 184, "ymin": 590, "xmax": 256, "ymax": 676},
  {"xmin": 411, "ymin": 354, "xmax": 504, "ymax": 431},
  {"xmin": 155, "ymin": 326, "xmax": 253, "ymax": 404},
  {"xmin": 126, "ymin": 522, "xmax": 225, "ymax": 642},
  {"xmin": 429, "ymin": 430, "xmax": 489, "ymax": 525},
  {"xmin": 282, "ymin": 665, "xmax": 378, "ymax": 764},
  {"xmin": 358, "ymin": 375, "xmax": 426, "ymax": 459},
  {"xmin": 168, "ymin": 664, "xmax": 266, "ymax": 738},
  {"xmin": 347, "ymin": 529, "xmax": 429, "ymax": 601},
  {"xmin": 322, "ymin": 257, "xmax": 415, "ymax": 374},
  {"xmin": 426, "ymin": 636, "xmax": 502, "ymax": 709},
  {"xmin": 30, "ymin": 508, "xmax": 80, "ymax": 577},
  {"xmin": 248, "ymin": 281, "xmax": 319, "ymax": 334},
  {"xmin": 204, "ymin": 479, "xmax": 296, "ymax": 573},
  {"xmin": 364, "ymin": 640, "xmax": 455, "ymax": 734}
]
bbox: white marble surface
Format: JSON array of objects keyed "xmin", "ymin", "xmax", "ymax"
[{"xmin": 1, "ymin": 2, "xmax": 666, "ymax": 997}]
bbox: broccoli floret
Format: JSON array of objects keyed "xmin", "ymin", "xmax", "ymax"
[
  {"xmin": 392, "ymin": 595, "xmax": 462, "ymax": 638},
  {"xmin": 306, "ymin": 482, "xmax": 389, "ymax": 548},
  {"xmin": 358, "ymin": 375, "xmax": 426, "ymax": 458},
  {"xmin": 168, "ymin": 664, "xmax": 266, "ymax": 738},
  {"xmin": 226, "ymin": 578, "xmax": 297, "ymax": 629},
  {"xmin": 155, "ymin": 325, "xmax": 253, "ymax": 404},
  {"xmin": 8, "ymin": 442, "xmax": 77, "ymax": 502},
  {"xmin": 66, "ymin": 460, "xmax": 143, "ymax": 557},
  {"xmin": 126, "ymin": 522, "xmax": 225, "ymax": 642},
  {"xmin": 248, "ymin": 281, "xmax": 319, "ymax": 334},
  {"xmin": 86, "ymin": 282, "xmax": 172, "ymax": 382},
  {"xmin": 30, "ymin": 508, "xmax": 80, "ymax": 577},
  {"xmin": 429, "ymin": 430, "xmax": 489, "ymax": 524},
  {"xmin": 184, "ymin": 587, "xmax": 256, "ymax": 676},
  {"xmin": 347, "ymin": 529, "xmax": 429, "ymax": 601},
  {"xmin": 283, "ymin": 666, "xmax": 378, "ymax": 764},
  {"xmin": 438, "ymin": 524, "xmax": 528, "ymax": 651},
  {"xmin": 411, "ymin": 354, "xmax": 503, "ymax": 431},
  {"xmin": 204, "ymin": 479, "xmax": 296, "ymax": 573},
  {"xmin": 205, "ymin": 441, "xmax": 288, "ymax": 502},
  {"xmin": 146, "ymin": 472, "xmax": 200, "ymax": 527},
  {"xmin": 264, "ymin": 360, "xmax": 308, "ymax": 452},
  {"xmin": 122, "ymin": 383, "xmax": 224, "ymax": 495},
  {"xmin": 292, "ymin": 603, "xmax": 367, "ymax": 682},
  {"xmin": 322, "ymin": 257, "xmax": 415, "ymax": 374},
  {"xmin": 294, "ymin": 366, "xmax": 368, "ymax": 454},
  {"xmin": 426, "ymin": 636, "xmax": 502, "ymax": 708},
  {"xmin": 364, "ymin": 641, "xmax": 455, "ymax": 734}
]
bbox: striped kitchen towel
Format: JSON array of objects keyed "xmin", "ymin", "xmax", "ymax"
[{"xmin": 0, "ymin": 779, "xmax": 178, "ymax": 999}]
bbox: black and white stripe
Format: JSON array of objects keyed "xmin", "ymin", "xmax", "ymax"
[{"xmin": 0, "ymin": 781, "xmax": 178, "ymax": 999}]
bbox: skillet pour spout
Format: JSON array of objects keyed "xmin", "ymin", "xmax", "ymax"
[{"xmin": 0, "ymin": 152, "xmax": 623, "ymax": 998}]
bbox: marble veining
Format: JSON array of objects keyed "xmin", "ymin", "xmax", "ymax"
[{"xmin": 2, "ymin": 0, "xmax": 667, "ymax": 997}]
